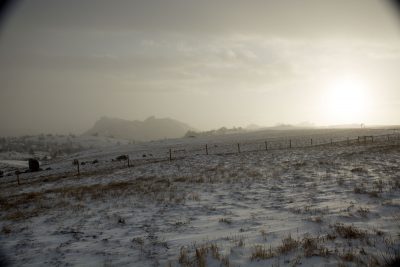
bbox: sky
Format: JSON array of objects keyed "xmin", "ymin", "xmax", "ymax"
[{"xmin": 0, "ymin": 0, "xmax": 400, "ymax": 136}]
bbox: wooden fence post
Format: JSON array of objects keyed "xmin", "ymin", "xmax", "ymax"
[
  {"xmin": 310, "ymin": 138, "xmax": 313, "ymax": 146},
  {"xmin": 237, "ymin": 143, "xmax": 241, "ymax": 153},
  {"xmin": 205, "ymin": 144, "xmax": 208, "ymax": 155},
  {"xmin": 15, "ymin": 170, "xmax": 20, "ymax": 185},
  {"xmin": 169, "ymin": 149, "xmax": 172, "ymax": 161},
  {"xmin": 73, "ymin": 159, "xmax": 80, "ymax": 175},
  {"xmin": 265, "ymin": 141, "xmax": 268, "ymax": 151},
  {"xmin": 289, "ymin": 139, "xmax": 292, "ymax": 149}
]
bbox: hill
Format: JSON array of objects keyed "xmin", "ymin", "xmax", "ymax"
[{"xmin": 84, "ymin": 116, "xmax": 195, "ymax": 141}]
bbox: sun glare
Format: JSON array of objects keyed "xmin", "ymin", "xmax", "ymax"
[{"xmin": 321, "ymin": 78, "xmax": 371, "ymax": 125}]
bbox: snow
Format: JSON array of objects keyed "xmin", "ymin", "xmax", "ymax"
[{"xmin": 0, "ymin": 128, "xmax": 399, "ymax": 266}]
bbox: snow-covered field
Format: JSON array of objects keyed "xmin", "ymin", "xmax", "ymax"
[{"xmin": 1, "ymin": 129, "xmax": 400, "ymax": 266}]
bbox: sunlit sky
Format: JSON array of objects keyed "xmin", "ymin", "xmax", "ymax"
[{"xmin": 0, "ymin": 0, "xmax": 400, "ymax": 136}]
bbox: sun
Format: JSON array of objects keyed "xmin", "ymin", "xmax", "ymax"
[{"xmin": 321, "ymin": 77, "xmax": 371, "ymax": 125}]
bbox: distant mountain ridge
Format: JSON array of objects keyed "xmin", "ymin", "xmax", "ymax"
[{"xmin": 84, "ymin": 116, "xmax": 195, "ymax": 141}]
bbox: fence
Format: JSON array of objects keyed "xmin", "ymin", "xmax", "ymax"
[
  {"xmin": 167, "ymin": 133, "xmax": 400, "ymax": 159},
  {"xmin": 4, "ymin": 132, "xmax": 400, "ymax": 186}
]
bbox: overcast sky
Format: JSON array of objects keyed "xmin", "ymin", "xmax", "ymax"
[{"xmin": 0, "ymin": 0, "xmax": 399, "ymax": 136}]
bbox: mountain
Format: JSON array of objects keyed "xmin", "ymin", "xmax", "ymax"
[{"xmin": 83, "ymin": 116, "xmax": 195, "ymax": 141}]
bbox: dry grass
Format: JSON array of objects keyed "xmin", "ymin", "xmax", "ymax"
[
  {"xmin": 179, "ymin": 247, "xmax": 190, "ymax": 266},
  {"xmin": 4, "ymin": 210, "xmax": 39, "ymax": 221},
  {"xmin": 195, "ymin": 245, "xmax": 208, "ymax": 267},
  {"xmin": 219, "ymin": 217, "xmax": 232, "ymax": 225},
  {"xmin": 277, "ymin": 234, "xmax": 300, "ymax": 254},
  {"xmin": 302, "ymin": 235, "xmax": 323, "ymax": 257},
  {"xmin": 260, "ymin": 229, "xmax": 268, "ymax": 241},
  {"xmin": 373, "ymin": 180, "xmax": 384, "ymax": 192},
  {"xmin": 333, "ymin": 223, "xmax": 366, "ymax": 239},
  {"xmin": 357, "ymin": 207, "xmax": 370, "ymax": 218},
  {"xmin": 178, "ymin": 243, "xmax": 227, "ymax": 267},
  {"xmin": 339, "ymin": 249, "xmax": 357, "ymax": 262},
  {"xmin": 220, "ymin": 255, "xmax": 230, "ymax": 267},
  {"xmin": 354, "ymin": 185, "xmax": 366, "ymax": 194},
  {"xmin": 1, "ymin": 177, "xmax": 187, "ymax": 222},
  {"xmin": 250, "ymin": 245, "xmax": 275, "ymax": 261},
  {"xmin": 381, "ymin": 246, "xmax": 400, "ymax": 267}
]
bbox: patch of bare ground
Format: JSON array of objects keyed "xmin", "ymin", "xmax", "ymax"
[{"xmin": 1, "ymin": 177, "xmax": 190, "ymax": 221}]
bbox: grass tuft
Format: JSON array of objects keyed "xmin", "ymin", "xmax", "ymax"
[
  {"xmin": 334, "ymin": 223, "xmax": 366, "ymax": 239},
  {"xmin": 277, "ymin": 234, "xmax": 299, "ymax": 254},
  {"xmin": 250, "ymin": 245, "xmax": 274, "ymax": 261}
]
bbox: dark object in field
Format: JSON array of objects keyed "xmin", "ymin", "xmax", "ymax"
[
  {"xmin": 73, "ymin": 159, "xmax": 80, "ymax": 175},
  {"xmin": 45, "ymin": 167, "xmax": 52, "ymax": 171},
  {"xmin": 0, "ymin": 170, "xmax": 3, "ymax": 177},
  {"xmin": 92, "ymin": 159, "xmax": 99, "ymax": 164},
  {"xmin": 28, "ymin": 158, "xmax": 40, "ymax": 172},
  {"xmin": 81, "ymin": 161, "xmax": 86, "ymax": 165},
  {"xmin": 118, "ymin": 217, "xmax": 125, "ymax": 224},
  {"xmin": 0, "ymin": 247, "xmax": 9, "ymax": 267},
  {"xmin": 351, "ymin": 167, "xmax": 367, "ymax": 173},
  {"xmin": 142, "ymin": 154, "xmax": 146, "ymax": 158},
  {"xmin": 116, "ymin": 155, "xmax": 128, "ymax": 161}
]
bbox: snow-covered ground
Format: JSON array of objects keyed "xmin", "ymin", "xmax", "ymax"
[{"xmin": 0, "ymin": 129, "xmax": 399, "ymax": 266}]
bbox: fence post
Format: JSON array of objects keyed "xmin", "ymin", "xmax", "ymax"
[
  {"xmin": 310, "ymin": 138, "xmax": 313, "ymax": 146},
  {"xmin": 169, "ymin": 149, "xmax": 172, "ymax": 161},
  {"xmin": 15, "ymin": 170, "xmax": 20, "ymax": 185},
  {"xmin": 205, "ymin": 144, "xmax": 208, "ymax": 155},
  {"xmin": 237, "ymin": 143, "xmax": 241, "ymax": 153},
  {"xmin": 73, "ymin": 159, "xmax": 80, "ymax": 175},
  {"xmin": 289, "ymin": 139, "xmax": 292, "ymax": 149},
  {"xmin": 265, "ymin": 141, "xmax": 268, "ymax": 151}
]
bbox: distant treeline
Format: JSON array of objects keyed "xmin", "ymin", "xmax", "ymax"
[
  {"xmin": 185, "ymin": 127, "xmax": 245, "ymax": 138},
  {"xmin": 0, "ymin": 134, "xmax": 85, "ymax": 159}
]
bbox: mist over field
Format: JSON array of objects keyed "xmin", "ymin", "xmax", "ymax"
[
  {"xmin": 0, "ymin": 0, "xmax": 400, "ymax": 136},
  {"xmin": 1, "ymin": 1, "xmax": 400, "ymax": 267}
]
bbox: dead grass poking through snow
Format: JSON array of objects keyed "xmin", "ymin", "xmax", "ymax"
[
  {"xmin": 218, "ymin": 217, "xmax": 232, "ymax": 225},
  {"xmin": 333, "ymin": 223, "xmax": 367, "ymax": 239},
  {"xmin": 250, "ymin": 245, "xmax": 275, "ymax": 261},
  {"xmin": 277, "ymin": 234, "xmax": 300, "ymax": 254},
  {"xmin": 178, "ymin": 243, "xmax": 229, "ymax": 267}
]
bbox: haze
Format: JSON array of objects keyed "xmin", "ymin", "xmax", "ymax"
[{"xmin": 1, "ymin": 0, "xmax": 400, "ymax": 136}]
